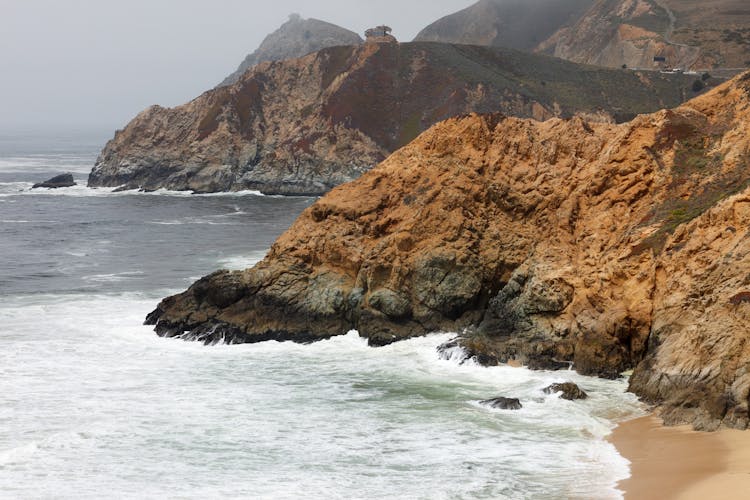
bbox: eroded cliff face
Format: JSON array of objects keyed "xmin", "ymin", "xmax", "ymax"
[
  {"xmin": 148, "ymin": 73, "xmax": 750, "ymax": 430},
  {"xmin": 89, "ymin": 41, "xmax": 700, "ymax": 195}
]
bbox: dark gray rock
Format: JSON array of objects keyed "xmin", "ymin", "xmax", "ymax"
[
  {"xmin": 543, "ymin": 382, "xmax": 588, "ymax": 400},
  {"xmin": 479, "ymin": 397, "xmax": 523, "ymax": 410},
  {"xmin": 368, "ymin": 288, "xmax": 411, "ymax": 319},
  {"xmin": 32, "ymin": 173, "xmax": 76, "ymax": 189}
]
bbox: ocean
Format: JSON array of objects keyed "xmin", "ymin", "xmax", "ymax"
[{"xmin": 0, "ymin": 131, "xmax": 645, "ymax": 499}]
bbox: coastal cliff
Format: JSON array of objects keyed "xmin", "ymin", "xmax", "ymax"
[
  {"xmin": 89, "ymin": 41, "xmax": 699, "ymax": 195},
  {"xmin": 148, "ymin": 72, "xmax": 750, "ymax": 430}
]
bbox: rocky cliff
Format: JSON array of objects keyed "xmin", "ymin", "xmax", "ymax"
[
  {"xmin": 147, "ymin": 72, "xmax": 750, "ymax": 430},
  {"xmin": 219, "ymin": 14, "xmax": 363, "ymax": 87},
  {"xmin": 89, "ymin": 41, "xmax": 700, "ymax": 195},
  {"xmin": 419, "ymin": 0, "xmax": 750, "ymax": 70}
]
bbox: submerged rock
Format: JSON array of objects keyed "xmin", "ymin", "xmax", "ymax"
[
  {"xmin": 32, "ymin": 173, "xmax": 76, "ymax": 189},
  {"xmin": 543, "ymin": 382, "xmax": 588, "ymax": 400},
  {"xmin": 479, "ymin": 397, "xmax": 523, "ymax": 410}
]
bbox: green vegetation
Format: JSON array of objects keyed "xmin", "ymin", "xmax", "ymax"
[
  {"xmin": 721, "ymin": 29, "xmax": 750, "ymax": 45},
  {"xmin": 628, "ymin": 128, "xmax": 750, "ymax": 255},
  {"xmin": 634, "ymin": 144, "xmax": 749, "ymax": 255},
  {"xmin": 410, "ymin": 42, "xmax": 697, "ymax": 119},
  {"xmin": 673, "ymin": 136, "xmax": 722, "ymax": 176},
  {"xmin": 628, "ymin": 11, "xmax": 671, "ymax": 36},
  {"xmin": 635, "ymin": 184, "xmax": 742, "ymax": 254}
]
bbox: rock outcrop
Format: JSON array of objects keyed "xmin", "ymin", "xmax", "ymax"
[
  {"xmin": 147, "ymin": 72, "xmax": 750, "ymax": 430},
  {"xmin": 219, "ymin": 14, "xmax": 363, "ymax": 87},
  {"xmin": 543, "ymin": 382, "xmax": 589, "ymax": 400},
  {"xmin": 89, "ymin": 41, "xmax": 700, "ymax": 195},
  {"xmin": 32, "ymin": 173, "xmax": 76, "ymax": 189}
]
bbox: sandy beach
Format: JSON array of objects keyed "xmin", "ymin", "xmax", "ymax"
[{"xmin": 611, "ymin": 415, "xmax": 750, "ymax": 499}]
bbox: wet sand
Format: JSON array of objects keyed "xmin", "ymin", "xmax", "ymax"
[{"xmin": 610, "ymin": 415, "xmax": 750, "ymax": 499}]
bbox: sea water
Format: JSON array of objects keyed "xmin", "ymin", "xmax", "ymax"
[{"xmin": 0, "ymin": 131, "xmax": 645, "ymax": 499}]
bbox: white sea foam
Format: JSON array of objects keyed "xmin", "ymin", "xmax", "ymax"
[
  {"xmin": 82, "ymin": 271, "xmax": 145, "ymax": 283},
  {"xmin": 147, "ymin": 203, "xmax": 258, "ymax": 226},
  {"xmin": 0, "ymin": 442, "xmax": 39, "ymax": 466},
  {"xmin": 0, "ymin": 182, "xmax": 270, "ymax": 199},
  {"xmin": 0, "ymin": 292, "xmax": 643, "ymax": 499},
  {"xmin": 216, "ymin": 250, "xmax": 268, "ymax": 270},
  {"xmin": 0, "ymin": 154, "xmax": 94, "ymax": 174}
]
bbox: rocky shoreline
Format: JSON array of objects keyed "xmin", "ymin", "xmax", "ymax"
[
  {"xmin": 148, "ymin": 73, "xmax": 750, "ymax": 431},
  {"xmin": 89, "ymin": 40, "xmax": 702, "ymax": 196}
]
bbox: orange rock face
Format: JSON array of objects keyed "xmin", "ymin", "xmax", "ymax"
[{"xmin": 149, "ymin": 72, "xmax": 750, "ymax": 430}]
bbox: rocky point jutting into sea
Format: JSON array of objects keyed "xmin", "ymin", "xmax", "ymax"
[
  {"xmin": 148, "ymin": 72, "xmax": 750, "ymax": 431},
  {"xmin": 88, "ymin": 37, "xmax": 703, "ymax": 196}
]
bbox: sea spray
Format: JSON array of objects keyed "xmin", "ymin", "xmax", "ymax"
[{"xmin": 1, "ymin": 293, "xmax": 644, "ymax": 499}]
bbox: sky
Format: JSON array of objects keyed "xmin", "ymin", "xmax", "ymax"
[{"xmin": 0, "ymin": 0, "xmax": 474, "ymax": 132}]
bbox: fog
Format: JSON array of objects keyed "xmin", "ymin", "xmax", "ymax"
[{"xmin": 0, "ymin": 0, "xmax": 473, "ymax": 132}]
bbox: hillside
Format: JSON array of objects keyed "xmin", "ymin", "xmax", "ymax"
[
  {"xmin": 89, "ymin": 41, "xmax": 702, "ymax": 195},
  {"xmin": 414, "ymin": 0, "xmax": 594, "ymax": 50},
  {"xmin": 539, "ymin": 0, "xmax": 750, "ymax": 70},
  {"xmin": 419, "ymin": 0, "xmax": 750, "ymax": 70},
  {"xmin": 219, "ymin": 14, "xmax": 363, "ymax": 87},
  {"xmin": 147, "ymin": 72, "xmax": 750, "ymax": 430}
]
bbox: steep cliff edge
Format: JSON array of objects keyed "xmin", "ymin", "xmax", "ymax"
[
  {"xmin": 89, "ymin": 41, "xmax": 700, "ymax": 195},
  {"xmin": 148, "ymin": 72, "xmax": 750, "ymax": 430},
  {"xmin": 219, "ymin": 14, "xmax": 363, "ymax": 87}
]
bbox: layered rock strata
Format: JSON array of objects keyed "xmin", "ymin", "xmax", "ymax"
[
  {"xmin": 89, "ymin": 42, "xmax": 700, "ymax": 195},
  {"xmin": 148, "ymin": 72, "xmax": 750, "ymax": 430}
]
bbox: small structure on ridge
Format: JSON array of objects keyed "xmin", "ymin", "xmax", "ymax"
[{"xmin": 365, "ymin": 25, "xmax": 397, "ymax": 43}]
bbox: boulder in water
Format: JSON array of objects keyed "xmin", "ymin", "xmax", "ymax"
[
  {"xmin": 479, "ymin": 397, "xmax": 523, "ymax": 410},
  {"xmin": 32, "ymin": 173, "xmax": 76, "ymax": 189},
  {"xmin": 543, "ymin": 382, "xmax": 588, "ymax": 400}
]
